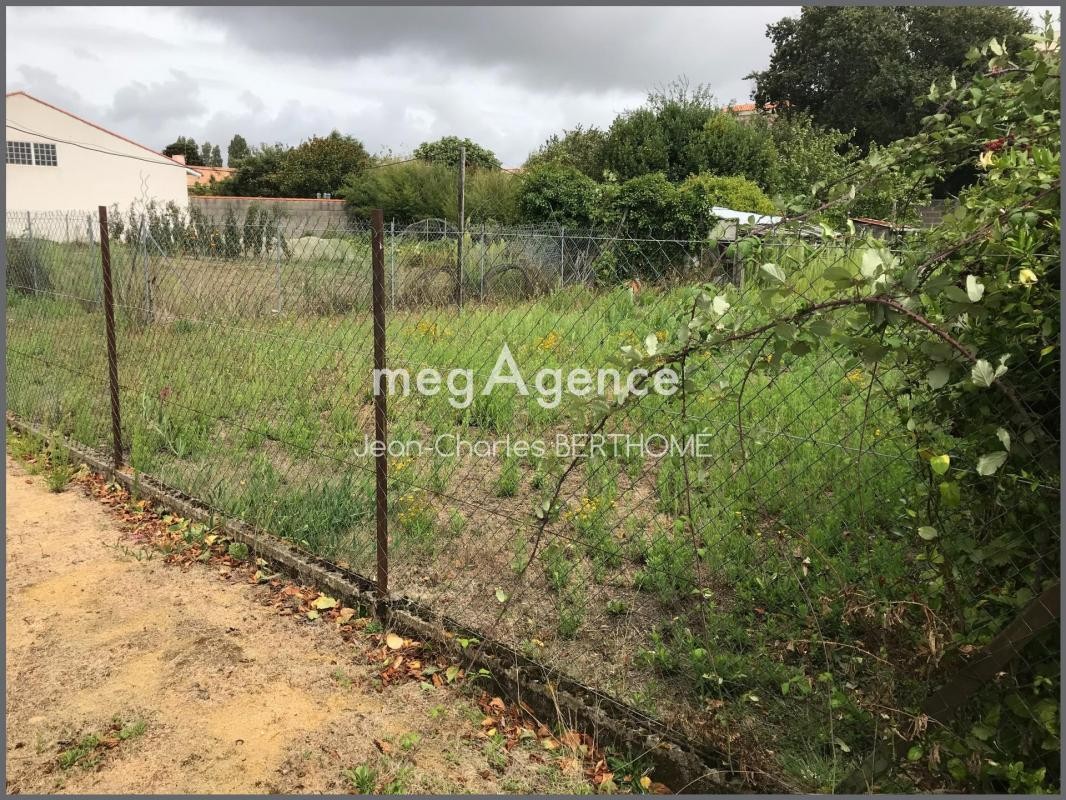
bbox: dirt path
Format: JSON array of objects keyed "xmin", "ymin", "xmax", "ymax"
[{"xmin": 4, "ymin": 456, "xmax": 598, "ymax": 794}]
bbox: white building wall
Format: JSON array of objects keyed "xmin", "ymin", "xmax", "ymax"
[{"xmin": 6, "ymin": 93, "xmax": 191, "ymax": 238}]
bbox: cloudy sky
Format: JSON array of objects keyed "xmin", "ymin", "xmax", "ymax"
[
  {"xmin": 5, "ymin": 6, "xmax": 1057, "ymax": 167},
  {"xmin": 5, "ymin": 6, "xmax": 799, "ymax": 166}
]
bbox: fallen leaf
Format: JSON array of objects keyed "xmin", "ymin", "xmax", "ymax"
[
  {"xmin": 337, "ymin": 607, "xmax": 356, "ymax": 624},
  {"xmin": 312, "ymin": 595, "xmax": 338, "ymax": 610},
  {"xmin": 385, "ymin": 632, "xmax": 405, "ymax": 650},
  {"xmin": 374, "ymin": 739, "xmax": 392, "ymax": 754}
]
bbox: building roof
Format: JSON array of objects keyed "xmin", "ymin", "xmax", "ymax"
[
  {"xmin": 727, "ymin": 101, "xmax": 781, "ymax": 115},
  {"xmin": 5, "ymin": 90, "xmax": 200, "ymax": 175},
  {"xmin": 187, "ymin": 165, "xmax": 236, "ymax": 187}
]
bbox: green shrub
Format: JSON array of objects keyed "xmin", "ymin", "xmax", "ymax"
[
  {"xmin": 515, "ymin": 164, "xmax": 600, "ymax": 228},
  {"xmin": 696, "ymin": 112, "xmax": 781, "ymax": 191},
  {"xmin": 679, "ymin": 173, "xmax": 777, "ymax": 217},
  {"xmin": 467, "ymin": 169, "xmax": 519, "ymax": 224},
  {"xmin": 5, "ymin": 236, "xmax": 51, "ymax": 294},
  {"xmin": 342, "ymin": 160, "xmax": 455, "ymax": 224}
]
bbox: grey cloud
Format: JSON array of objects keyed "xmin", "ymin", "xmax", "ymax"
[
  {"xmin": 109, "ymin": 70, "xmax": 206, "ymax": 127},
  {"xmin": 183, "ymin": 6, "xmax": 784, "ymax": 101}
]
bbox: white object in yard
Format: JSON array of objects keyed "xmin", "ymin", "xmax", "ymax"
[{"xmin": 708, "ymin": 205, "xmax": 783, "ymax": 242}]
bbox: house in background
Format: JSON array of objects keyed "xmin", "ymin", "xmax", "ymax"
[
  {"xmin": 5, "ymin": 91, "xmax": 198, "ymax": 231},
  {"xmin": 187, "ymin": 164, "xmax": 235, "ymax": 189}
]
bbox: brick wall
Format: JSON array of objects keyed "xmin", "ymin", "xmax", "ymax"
[{"xmin": 190, "ymin": 195, "xmax": 349, "ymax": 236}]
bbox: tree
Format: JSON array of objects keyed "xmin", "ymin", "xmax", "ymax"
[
  {"xmin": 602, "ymin": 109, "xmax": 669, "ymax": 181},
  {"xmin": 200, "ymin": 141, "xmax": 214, "ymax": 166},
  {"xmin": 414, "ymin": 136, "xmax": 502, "ymax": 171},
  {"xmin": 648, "ymin": 80, "xmax": 719, "ymax": 182},
  {"xmin": 211, "ymin": 143, "xmax": 291, "ymax": 197},
  {"xmin": 276, "ymin": 131, "xmax": 370, "ymax": 197},
  {"xmin": 514, "ymin": 164, "xmax": 600, "ymax": 228},
  {"xmin": 227, "ymin": 134, "xmax": 251, "ymax": 167},
  {"xmin": 695, "ymin": 112, "xmax": 780, "ymax": 192},
  {"xmin": 749, "ymin": 6, "xmax": 1034, "ymax": 148},
  {"xmin": 524, "ymin": 125, "xmax": 608, "ymax": 180},
  {"xmin": 210, "ymin": 144, "xmax": 222, "ymax": 167},
  {"xmin": 162, "ymin": 136, "xmax": 204, "ymax": 167}
]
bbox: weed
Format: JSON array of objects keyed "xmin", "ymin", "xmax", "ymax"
[
  {"xmin": 227, "ymin": 541, "xmax": 249, "ymax": 560},
  {"xmin": 542, "ymin": 542, "xmax": 572, "ymax": 592},
  {"xmin": 558, "ymin": 587, "xmax": 585, "ymax": 639},
  {"xmin": 494, "ymin": 456, "xmax": 521, "ymax": 497},
  {"xmin": 117, "ymin": 719, "xmax": 147, "ymax": 741},
  {"xmin": 606, "ymin": 599, "xmax": 630, "ymax": 616},
  {"xmin": 484, "ymin": 732, "xmax": 509, "ymax": 771},
  {"xmin": 634, "ymin": 521, "xmax": 695, "ymax": 604},
  {"xmin": 58, "ymin": 734, "xmax": 100, "ymax": 770},
  {"xmin": 343, "ymin": 763, "xmax": 377, "ymax": 793},
  {"xmin": 331, "ymin": 668, "xmax": 352, "ymax": 690}
]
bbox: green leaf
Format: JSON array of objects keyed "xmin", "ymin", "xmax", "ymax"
[
  {"xmin": 918, "ymin": 526, "xmax": 939, "ymax": 541},
  {"xmin": 944, "ymin": 285, "xmax": 971, "ymax": 304},
  {"xmin": 971, "ymin": 359, "xmax": 1006, "ymax": 387},
  {"xmin": 495, "ymin": 587, "xmax": 508, "ymax": 603},
  {"xmin": 977, "ymin": 451, "xmax": 1008, "ymax": 476},
  {"xmin": 644, "ymin": 333, "xmax": 658, "ymax": 356},
  {"xmin": 822, "ymin": 265, "xmax": 854, "ymax": 284},
  {"xmin": 927, "ymin": 364, "xmax": 951, "ymax": 389},
  {"xmin": 760, "ymin": 262, "xmax": 785, "ymax": 284},
  {"xmin": 939, "ymin": 481, "xmax": 961, "ymax": 507},
  {"xmin": 965, "ymin": 274, "xmax": 985, "ymax": 302},
  {"xmin": 996, "ymin": 428, "xmax": 1011, "ymax": 451},
  {"xmin": 929, "ymin": 454, "xmax": 951, "ymax": 475},
  {"xmin": 859, "ymin": 249, "xmax": 882, "ymax": 278},
  {"xmin": 907, "ymin": 745, "xmax": 924, "ymax": 762},
  {"xmin": 711, "ymin": 295, "xmax": 731, "ymax": 317}
]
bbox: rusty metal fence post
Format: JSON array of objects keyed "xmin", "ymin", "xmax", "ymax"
[
  {"xmin": 97, "ymin": 205, "xmax": 123, "ymax": 471},
  {"xmin": 371, "ymin": 209, "xmax": 389, "ymax": 598}
]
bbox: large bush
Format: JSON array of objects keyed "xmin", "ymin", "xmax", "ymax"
[
  {"xmin": 466, "ymin": 169, "xmax": 519, "ymax": 224},
  {"xmin": 602, "ymin": 109, "xmax": 670, "ymax": 181},
  {"xmin": 341, "ymin": 160, "xmax": 456, "ymax": 224},
  {"xmin": 414, "ymin": 136, "xmax": 501, "ymax": 171},
  {"xmin": 515, "ymin": 164, "xmax": 600, "ymax": 228},
  {"xmin": 696, "ymin": 112, "xmax": 780, "ymax": 191},
  {"xmin": 679, "ymin": 173, "xmax": 777, "ymax": 218},
  {"xmin": 594, "ymin": 173, "xmax": 701, "ymax": 279},
  {"xmin": 523, "ymin": 125, "xmax": 608, "ymax": 180}
]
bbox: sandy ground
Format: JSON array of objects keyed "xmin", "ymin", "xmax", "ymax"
[{"xmin": 4, "ymin": 456, "xmax": 596, "ymax": 794}]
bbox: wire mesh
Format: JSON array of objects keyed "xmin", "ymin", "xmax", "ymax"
[{"xmin": 5, "ymin": 205, "xmax": 1059, "ymax": 792}]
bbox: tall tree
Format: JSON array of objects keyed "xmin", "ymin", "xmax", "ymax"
[
  {"xmin": 413, "ymin": 136, "xmax": 501, "ymax": 171},
  {"xmin": 602, "ymin": 80, "xmax": 723, "ymax": 182},
  {"xmin": 200, "ymin": 141, "xmax": 214, "ymax": 166},
  {"xmin": 227, "ymin": 134, "xmax": 251, "ymax": 167},
  {"xmin": 162, "ymin": 136, "xmax": 204, "ymax": 166},
  {"xmin": 210, "ymin": 144, "xmax": 223, "ymax": 167},
  {"xmin": 749, "ymin": 6, "xmax": 1034, "ymax": 147},
  {"xmin": 276, "ymin": 131, "xmax": 370, "ymax": 197},
  {"xmin": 213, "ymin": 143, "xmax": 291, "ymax": 197},
  {"xmin": 524, "ymin": 125, "xmax": 608, "ymax": 180}
]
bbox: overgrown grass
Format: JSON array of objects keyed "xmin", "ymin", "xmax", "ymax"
[{"xmin": 7, "ymin": 243, "xmax": 933, "ymax": 791}]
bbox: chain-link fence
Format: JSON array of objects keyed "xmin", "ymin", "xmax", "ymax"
[{"xmin": 6, "ymin": 205, "xmax": 1059, "ymax": 792}]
